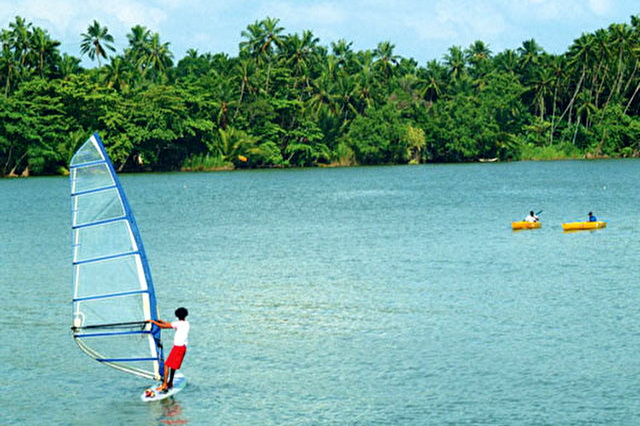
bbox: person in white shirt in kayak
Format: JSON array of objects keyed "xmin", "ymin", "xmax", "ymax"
[
  {"xmin": 148, "ymin": 307, "xmax": 190, "ymax": 392},
  {"xmin": 524, "ymin": 211, "xmax": 539, "ymax": 222}
]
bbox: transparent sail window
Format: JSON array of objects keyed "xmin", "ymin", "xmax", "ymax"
[
  {"xmin": 76, "ymin": 333, "xmax": 155, "ymax": 360},
  {"xmin": 71, "ymin": 163, "xmax": 115, "ymax": 194},
  {"xmin": 70, "ymin": 138, "xmax": 104, "ymax": 166},
  {"xmin": 74, "ymin": 220, "xmax": 137, "ymax": 263},
  {"xmin": 74, "ymin": 255, "xmax": 147, "ymax": 299},
  {"xmin": 73, "ymin": 188, "xmax": 125, "ymax": 227},
  {"xmin": 73, "ymin": 293, "xmax": 150, "ymax": 328}
]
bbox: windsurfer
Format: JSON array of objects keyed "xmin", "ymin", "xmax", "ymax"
[{"xmin": 148, "ymin": 307, "xmax": 190, "ymax": 392}]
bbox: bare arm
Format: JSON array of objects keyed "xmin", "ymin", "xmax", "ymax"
[{"xmin": 148, "ymin": 319, "xmax": 173, "ymax": 329}]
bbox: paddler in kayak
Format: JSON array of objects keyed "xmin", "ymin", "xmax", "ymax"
[
  {"xmin": 588, "ymin": 211, "xmax": 597, "ymax": 222},
  {"xmin": 524, "ymin": 211, "xmax": 539, "ymax": 222}
]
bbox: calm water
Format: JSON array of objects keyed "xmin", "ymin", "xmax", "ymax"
[{"xmin": 2, "ymin": 160, "xmax": 640, "ymax": 425}]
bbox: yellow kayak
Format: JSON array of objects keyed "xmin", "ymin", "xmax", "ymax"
[
  {"xmin": 562, "ymin": 221, "xmax": 607, "ymax": 231},
  {"xmin": 512, "ymin": 221, "xmax": 541, "ymax": 230}
]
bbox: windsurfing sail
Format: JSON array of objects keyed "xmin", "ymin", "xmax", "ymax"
[{"xmin": 70, "ymin": 133, "xmax": 163, "ymax": 380}]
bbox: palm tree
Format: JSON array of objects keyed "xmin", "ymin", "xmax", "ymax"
[
  {"xmin": 331, "ymin": 39, "xmax": 354, "ymax": 70},
  {"xmin": 0, "ymin": 29, "xmax": 16, "ymax": 96},
  {"xmin": 309, "ymin": 59, "xmax": 340, "ymax": 118},
  {"xmin": 80, "ymin": 20, "xmax": 115, "ymax": 67},
  {"xmin": 282, "ymin": 30, "xmax": 320, "ymax": 98},
  {"xmin": 517, "ymin": 39, "xmax": 545, "ymax": 93},
  {"xmin": 517, "ymin": 39, "xmax": 543, "ymax": 72},
  {"xmin": 58, "ymin": 53, "xmax": 81, "ymax": 80},
  {"xmin": 235, "ymin": 56, "xmax": 258, "ymax": 105},
  {"xmin": 332, "ymin": 73, "xmax": 359, "ymax": 121},
  {"xmin": 207, "ymin": 127, "xmax": 258, "ymax": 162},
  {"xmin": 591, "ymin": 28, "xmax": 611, "ymax": 108},
  {"xmin": 125, "ymin": 25, "xmax": 151, "ymax": 67},
  {"xmin": 493, "ymin": 49, "xmax": 519, "ymax": 74},
  {"xmin": 30, "ymin": 27, "xmax": 60, "ymax": 77},
  {"xmin": 259, "ymin": 17, "xmax": 284, "ymax": 55},
  {"xmin": 556, "ymin": 33, "xmax": 595, "ymax": 126},
  {"xmin": 607, "ymin": 23, "xmax": 633, "ymax": 99},
  {"xmin": 530, "ymin": 67, "xmax": 554, "ymax": 120},
  {"xmin": 373, "ymin": 41, "xmax": 400, "ymax": 80},
  {"xmin": 239, "ymin": 21, "xmax": 264, "ymax": 57},
  {"xmin": 103, "ymin": 55, "xmax": 131, "ymax": 90},
  {"xmin": 548, "ymin": 55, "xmax": 566, "ymax": 144},
  {"xmin": 205, "ymin": 71, "xmax": 238, "ymax": 130},
  {"xmin": 624, "ymin": 16, "xmax": 640, "ymax": 113},
  {"xmin": 394, "ymin": 73, "xmax": 426, "ymax": 111},
  {"xmin": 239, "ymin": 17, "xmax": 283, "ymax": 92},
  {"xmin": 353, "ymin": 51, "xmax": 377, "ymax": 113},
  {"xmin": 443, "ymin": 45, "xmax": 466, "ymax": 84},
  {"xmin": 572, "ymin": 91, "xmax": 597, "ymax": 145},
  {"xmin": 138, "ymin": 32, "xmax": 173, "ymax": 82},
  {"xmin": 9, "ymin": 16, "xmax": 32, "ymax": 69},
  {"xmin": 418, "ymin": 59, "xmax": 446, "ymax": 103},
  {"xmin": 465, "ymin": 40, "xmax": 492, "ymax": 79}
]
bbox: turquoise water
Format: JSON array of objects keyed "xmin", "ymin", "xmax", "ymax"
[{"xmin": 2, "ymin": 160, "xmax": 640, "ymax": 425}]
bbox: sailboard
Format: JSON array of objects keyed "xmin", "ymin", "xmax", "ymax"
[
  {"xmin": 141, "ymin": 373, "xmax": 187, "ymax": 402},
  {"xmin": 70, "ymin": 133, "xmax": 185, "ymax": 400}
]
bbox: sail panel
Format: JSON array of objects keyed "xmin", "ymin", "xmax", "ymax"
[
  {"xmin": 73, "ymin": 188, "xmax": 125, "ymax": 227},
  {"xmin": 76, "ymin": 331, "xmax": 156, "ymax": 360},
  {"xmin": 73, "ymin": 220, "xmax": 137, "ymax": 263},
  {"xmin": 74, "ymin": 255, "xmax": 146, "ymax": 299},
  {"xmin": 74, "ymin": 293, "xmax": 150, "ymax": 328},
  {"xmin": 72, "ymin": 163, "xmax": 115, "ymax": 194},
  {"xmin": 75, "ymin": 335, "xmax": 159, "ymax": 379},
  {"xmin": 70, "ymin": 139, "xmax": 105, "ymax": 166}
]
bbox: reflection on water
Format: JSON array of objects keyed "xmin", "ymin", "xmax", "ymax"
[{"xmin": 153, "ymin": 398, "xmax": 188, "ymax": 425}]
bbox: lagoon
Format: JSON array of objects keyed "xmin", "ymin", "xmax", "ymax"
[{"xmin": 2, "ymin": 160, "xmax": 640, "ymax": 424}]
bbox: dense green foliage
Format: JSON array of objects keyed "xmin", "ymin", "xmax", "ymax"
[{"xmin": 2, "ymin": 15, "xmax": 640, "ymax": 175}]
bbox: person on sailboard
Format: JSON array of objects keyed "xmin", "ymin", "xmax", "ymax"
[
  {"xmin": 524, "ymin": 211, "xmax": 539, "ymax": 222},
  {"xmin": 148, "ymin": 307, "xmax": 190, "ymax": 392},
  {"xmin": 588, "ymin": 212, "xmax": 597, "ymax": 222}
]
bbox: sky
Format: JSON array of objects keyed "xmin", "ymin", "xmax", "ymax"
[{"xmin": 1, "ymin": 0, "xmax": 638, "ymax": 67}]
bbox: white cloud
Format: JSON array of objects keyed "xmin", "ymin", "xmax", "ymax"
[
  {"xmin": 403, "ymin": 0, "xmax": 507, "ymax": 43},
  {"xmin": 85, "ymin": 0, "xmax": 168, "ymax": 31},
  {"xmin": 0, "ymin": 0, "xmax": 75, "ymax": 33},
  {"xmin": 588, "ymin": 0, "xmax": 613, "ymax": 15},
  {"xmin": 513, "ymin": 0, "xmax": 617, "ymax": 20},
  {"xmin": 0, "ymin": 0, "xmax": 169, "ymax": 49},
  {"xmin": 255, "ymin": 1, "xmax": 346, "ymax": 28}
]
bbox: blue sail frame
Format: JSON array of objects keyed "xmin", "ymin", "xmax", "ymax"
[{"xmin": 70, "ymin": 132, "xmax": 164, "ymax": 380}]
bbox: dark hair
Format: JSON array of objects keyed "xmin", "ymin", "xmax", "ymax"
[{"xmin": 175, "ymin": 307, "xmax": 188, "ymax": 320}]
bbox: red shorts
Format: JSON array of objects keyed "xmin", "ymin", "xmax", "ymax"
[{"xmin": 165, "ymin": 345, "xmax": 187, "ymax": 370}]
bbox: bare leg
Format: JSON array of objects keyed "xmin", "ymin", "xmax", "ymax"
[
  {"xmin": 157, "ymin": 367, "xmax": 171, "ymax": 391},
  {"xmin": 168, "ymin": 369, "xmax": 176, "ymax": 389}
]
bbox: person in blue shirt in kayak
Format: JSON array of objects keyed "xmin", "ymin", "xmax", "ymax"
[{"xmin": 588, "ymin": 212, "xmax": 597, "ymax": 222}]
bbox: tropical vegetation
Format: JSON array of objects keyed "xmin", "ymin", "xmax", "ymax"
[{"xmin": 2, "ymin": 15, "xmax": 640, "ymax": 176}]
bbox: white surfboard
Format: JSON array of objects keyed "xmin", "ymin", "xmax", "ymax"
[{"xmin": 140, "ymin": 373, "xmax": 187, "ymax": 402}]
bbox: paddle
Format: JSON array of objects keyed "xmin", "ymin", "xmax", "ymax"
[{"xmin": 535, "ymin": 210, "xmax": 543, "ymax": 215}]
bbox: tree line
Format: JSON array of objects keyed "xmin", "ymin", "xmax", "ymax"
[{"xmin": 1, "ymin": 15, "xmax": 640, "ymax": 176}]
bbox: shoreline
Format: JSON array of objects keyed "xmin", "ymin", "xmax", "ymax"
[{"xmin": 3, "ymin": 153, "xmax": 632, "ymax": 178}]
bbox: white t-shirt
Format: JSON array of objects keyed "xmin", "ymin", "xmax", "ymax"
[{"xmin": 171, "ymin": 320, "xmax": 190, "ymax": 347}]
